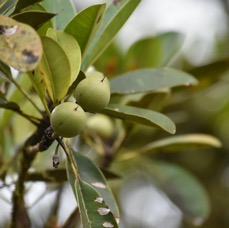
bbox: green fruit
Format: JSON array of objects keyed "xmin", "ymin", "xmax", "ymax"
[
  {"xmin": 75, "ymin": 72, "xmax": 110, "ymax": 112},
  {"xmin": 86, "ymin": 114, "xmax": 114, "ymax": 139},
  {"xmin": 50, "ymin": 102, "xmax": 87, "ymax": 138}
]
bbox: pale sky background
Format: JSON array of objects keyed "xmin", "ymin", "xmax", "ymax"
[{"xmin": 75, "ymin": 0, "xmax": 228, "ymax": 64}]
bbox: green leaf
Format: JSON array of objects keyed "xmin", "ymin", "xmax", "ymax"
[
  {"xmin": 110, "ymin": 68, "xmax": 198, "ymax": 94},
  {"xmin": 0, "ymin": 15, "xmax": 43, "ymax": 72},
  {"xmin": 102, "ymin": 104, "xmax": 176, "ymax": 134},
  {"xmin": 28, "ymin": 70, "xmax": 48, "ymax": 112},
  {"xmin": 65, "ymin": 4, "xmax": 106, "ymax": 57},
  {"xmin": 39, "ymin": 36, "xmax": 71, "ymax": 103},
  {"xmin": 75, "ymin": 178, "xmax": 118, "ymax": 228},
  {"xmin": 123, "ymin": 89, "xmax": 170, "ymax": 111},
  {"xmin": 0, "ymin": 61, "xmax": 12, "ymax": 78},
  {"xmin": 41, "ymin": 0, "xmax": 76, "ymax": 30},
  {"xmin": 188, "ymin": 59, "xmax": 229, "ymax": 91},
  {"xmin": 0, "ymin": 91, "xmax": 20, "ymax": 111},
  {"xmin": 148, "ymin": 161, "xmax": 211, "ymax": 225},
  {"xmin": 141, "ymin": 134, "xmax": 222, "ymax": 152},
  {"xmin": 13, "ymin": 0, "xmax": 44, "ymax": 13},
  {"xmin": 94, "ymin": 42, "xmax": 124, "ymax": 76},
  {"xmin": 12, "ymin": 10, "xmax": 56, "ymax": 30},
  {"xmin": 0, "ymin": 74, "xmax": 32, "ymax": 128},
  {"xmin": 73, "ymin": 153, "xmax": 119, "ymax": 218},
  {"xmin": 125, "ymin": 32, "xmax": 184, "ymax": 69},
  {"xmin": 82, "ymin": 0, "xmax": 141, "ymax": 70},
  {"xmin": 117, "ymin": 134, "xmax": 221, "ymax": 161},
  {"xmin": 66, "ymin": 153, "xmax": 119, "ymax": 228},
  {"xmin": 0, "ymin": 0, "xmax": 15, "ymax": 15},
  {"xmin": 47, "ymin": 28, "xmax": 81, "ymax": 85}
]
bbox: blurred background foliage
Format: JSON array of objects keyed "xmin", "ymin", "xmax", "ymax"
[
  {"xmin": 91, "ymin": 0, "xmax": 229, "ymax": 227},
  {"xmin": 1, "ymin": 0, "xmax": 229, "ymax": 227}
]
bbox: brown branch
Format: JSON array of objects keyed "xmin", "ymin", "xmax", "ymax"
[{"xmin": 11, "ymin": 115, "xmax": 54, "ymax": 228}]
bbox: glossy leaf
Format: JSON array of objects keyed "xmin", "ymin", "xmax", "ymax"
[
  {"xmin": 66, "ymin": 153, "xmax": 119, "ymax": 228},
  {"xmin": 102, "ymin": 104, "xmax": 176, "ymax": 134},
  {"xmin": 39, "ymin": 36, "xmax": 71, "ymax": 103},
  {"xmin": 47, "ymin": 29, "xmax": 81, "ymax": 85},
  {"xmin": 73, "ymin": 153, "xmax": 119, "ymax": 218},
  {"xmin": 117, "ymin": 134, "xmax": 221, "ymax": 161},
  {"xmin": 75, "ymin": 178, "xmax": 118, "ymax": 228},
  {"xmin": 41, "ymin": 0, "xmax": 76, "ymax": 30},
  {"xmin": 12, "ymin": 11, "xmax": 56, "ymax": 30},
  {"xmin": 125, "ymin": 32, "xmax": 184, "ymax": 70},
  {"xmin": 65, "ymin": 4, "xmax": 106, "ymax": 57},
  {"xmin": 82, "ymin": 0, "xmax": 141, "ymax": 70},
  {"xmin": 13, "ymin": 0, "xmax": 43, "ymax": 13},
  {"xmin": 0, "ymin": 15, "xmax": 42, "ymax": 72},
  {"xmin": 148, "ymin": 161, "xmax": 211, "ymax": 225},
  {"xmin": 110, "ymin": 68, "xmax": 198, "ymax": 94}
]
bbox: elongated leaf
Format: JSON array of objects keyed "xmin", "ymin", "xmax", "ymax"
[
  {"xmin": 28, "ymin": 70, "xmax": 48, "ymax": 112},
  {"xmin": 0, "ymin": 15, "xmax": 42, "ymax": 72},
  {"xmin": 73, "ymin": 153, "xmax": 119, "ymax": 218},
  {"xmin": 65, "ymin": 4, "xmax": 106, "ymax": 57},
  {"xmin": 110, "ymin": 68, "xmax": 198, "ymax": 94},
  {"xmin": 47, "ymin": 29, "xmax": 81, "ymax": 85},
  {"xmin": 82, "ymin": 0, "xmax": 141, "ymax": 70},
  {"xmin": 125, "ymin": 32, "xmax": 184, "ymax": 69},
  {"xmin": 0, "ymin": 0, "xmax": 15, "ymax": 15},
  {"xmin": 0, "ymin": 61, "xmax": 11, "ymax": 78},
  {"xmin": 148, "ymin": 161, "xmax": 211, "ymax": 225},
  {"xmin": 140, "ymin": 134, "xmax": 221, "ymax": 152},
  {"xmin": 117, "ymin": 134, "xmax": 221, "ymax": 161},
  {"xmin": 75, "ymin": 178, "xmax": 118, "ymax": 228},
  {"xmin": 39, "ymin": 36, "xmax": 71, "ymax": 103},
  {"xmin": 41, "ymin": 0, "xmax": 76, "ymax": 30},
  {"xmin": 13, "ymin": 0, "xmax": 43, "ymax": 13},
  {"xmin": 102, "ymin": 104, "xmax": 176, "ymax": 134},
  {"xmin": 66, "ymin": 154, "xmax": 119, "ymax": 228},
  {"xmin": 0, "ymin": 92, "xmax": 20, "ymax": 111},
  {"xmin": 12, "ymin": 11, "xmax": 56, "ymax": 30}
]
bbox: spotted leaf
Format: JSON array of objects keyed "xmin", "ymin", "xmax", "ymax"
[
  {"xmin": 75, "ymin": 178, "xmax": 118, "ymax": 228},
  {"xmin": 0, "ymin": 15, "xmax": 42, "ymax": 72}
]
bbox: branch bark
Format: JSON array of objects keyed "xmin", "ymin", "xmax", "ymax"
[{"xmin": 11, "ymin": 115, "xmax": 53, "ymax": 228}]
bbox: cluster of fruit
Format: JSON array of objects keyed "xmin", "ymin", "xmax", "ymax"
[{"xmin": 50, "ymin": 71, "xmax": 111, "ymax": 138}]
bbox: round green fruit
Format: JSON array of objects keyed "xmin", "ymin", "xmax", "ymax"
[
  {"xmin": 86, "ymin": 114, "xmax": 114, "ymax": 139},
  {"xmin": 50, "ymin": 102, "xmax": 87, "ymax": 138},
  {"xmin": 75, "ymin": 72, "xmax": 110, "ymax": 113}
]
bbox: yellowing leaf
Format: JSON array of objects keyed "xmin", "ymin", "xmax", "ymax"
[
  {"xmin": 47, "ymin": 28, "xmax": 81, "ymax": 85},
  {"xmin": 0, "ymin": 15, "xmax": 42, "ymax": 72},
  {"xmin": 38, "ymin": 36, "xmax": 71, "ymax": 103}
]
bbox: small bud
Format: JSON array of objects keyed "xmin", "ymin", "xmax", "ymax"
[{"xmin": 52, "ymin": 154, "xmax": 60, "ymax": 168}]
